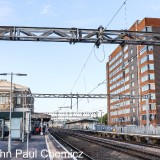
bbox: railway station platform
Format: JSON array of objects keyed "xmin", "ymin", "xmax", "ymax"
[
  {"xmin": 74, "ymin": 129, "xmax": 160, "ymax": 144},
  {"xmin": 0, "ymin": 134, "xmax": 76, "ymax": 160}
]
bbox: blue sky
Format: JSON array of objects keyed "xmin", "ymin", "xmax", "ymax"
[{"xmin": 0, "ymin": 0, "xmax": 160, "ymax": 114}]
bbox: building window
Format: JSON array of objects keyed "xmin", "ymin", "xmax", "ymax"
[
  {"xmin": 150, "ymin": 83, "xmax": 155, "ymax": 90},
  {"xmin": 17, "ymin": 97, "xmax": 21, "ymax": 105},
  {"xmin": 131, "ymin": 73, "xmax": 134, "ymax": 79},
  {"xmin": 133, "ymin": 117, "xmax": 136, "ymax": 122},
  {"xmin": 141, "ymin": 73, "xmax": 155, "ymax": 82},
  {"xmin": 133, "ymin": 107, "xmax": 135, "ymax": 113},
  {"xmin": 149, "ymin": 104, "xmax": 156, "ymax": 110},
  {"xmin": 142, "ymin": 105, "xmax": 146, "ymax": 111},
  {"xmin": 142, "ymin": 115, "xmax": 147, "ymax": 120},
  {"xmin": 141, "ymin": 75, "xmax": 148, "ymax": 82},
  {"xmin": 141, "ymin": 84, "xmax": 155, "ymax": 91},
  {"xmin": 149, "ymin": 64, "xmax": 154, "ymax": 70},
  {"xmin": 131, "ymin": 65, "xmax": 134, "ymax": 70},
  {"xmin": 146, "ymin": 26, "xmax": 152, "ymax": 32},
  {"xmin": 149, "ymin": 73, "xmax": 155, "ymax": 80},
  {"xmin": 148, "ymin": 46, "xmax": 153, "ymax": 51},
  {"xmin": 125, "ymin": 84, "xmax": 129, "ymax": 90},
  {"xmin": 150, "ymin": 114, "xmax": 156, "ymax": 120},
  {"xmin": 141, "ymin": 64, "xmax": 154, "ymax": 73},
  {"xmin": 141, "ymin": 65, "xmax": 148, "ymax": 73},
  {"xmin": 131, "ymin": 81, "xmax": 134, "ymax": 87},
  {"xmin": 132, "ymin": 99, "xmax": 135, "ymax": 104},
  {"xmin": 0, "ymin": 97, "xmax": 8, "ymax": 104},
  {"xmin": 140, "ymin": 46, "xmax": 147, "ymax": 55},
  {"xmin": 124, "ymin": 53, "xmax": 128, "ymax": 59},
  {"xmin": 125, "ymin": 68, "xmax": 129, "ymax": 74},
  {"xmin": 125, "ymin": 76, "xmax": 129, "ymax": 82},
  {"xmin": 150, "ymin": 93, "xmax": 156, "ymax": 99},
  {"xmin": 130, "ymin": 48, "xmax": 133, "ymax": 54},
  {"xmin": 140, "ymin": 54, "xmax": 154, "ymax": 64},
  {"xmin": 124, "ymin": 45, "xmax": 128, "ymax": 51},
  {"xmin": 131, "ymin": 57, "xmax": 134, "ymax": 62}
]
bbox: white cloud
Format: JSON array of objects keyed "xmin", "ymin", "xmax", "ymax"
[
  {"xmin": 40, "ymin": 4, "xmax": 53, "ymax": 15},
  {"xmin": 151, "ymin": 5, "xmax": 160, "ymax": 11}
]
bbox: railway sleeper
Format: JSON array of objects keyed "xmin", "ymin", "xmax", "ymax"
[
  {"xmin": 146, "ymin": 138, "xmax": 159, "ymax": 144},
  {"xmin": 135, "ymin": 136, "xmax": 147, "ymax": 143}
]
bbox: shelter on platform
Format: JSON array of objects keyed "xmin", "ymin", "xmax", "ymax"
[{"xmin": 65, "ymin": 118, "xmax": 98, "ymax": 130}]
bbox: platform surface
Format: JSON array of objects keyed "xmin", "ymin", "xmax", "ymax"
[
  {"xmin": 0, "ymin": 134, "xmax": 77, "ymax": 160},
  {"xmin": 0, "ymin": 135, "xmax": 49, "ymax": 160}
]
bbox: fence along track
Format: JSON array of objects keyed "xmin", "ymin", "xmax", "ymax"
[{"xmin": 77, "ymin": 129, "xmax": 160, "ymax": 149}]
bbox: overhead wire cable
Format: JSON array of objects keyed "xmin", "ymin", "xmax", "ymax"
[
  {"xmin": 62, "ymin": 45, "xmax": 95, "ymax": 109},
  {"xmin": 105, "ymin": 0, "xmax": 128, "ymax": 29},
  {"xmin": 69, "ymin": 0, "xmax": 129, "ymax": 110},
  {"xmin": 70, "ymin": 45, "xmax": 95, "ymax": 93},
  {"xmin": 71, "ymin": 45, "xmax": 143, "ymax": 108},
  {"xmin": 65, "ymin": 0, "xmax": 129, "ymax": 110},
  {"xmin": 94, "ymin": 44, "xmax": 106, "ymax": 62},
  {"xmin": 124, "ymin": 0, "xmax": 128, "ymax": 29}
]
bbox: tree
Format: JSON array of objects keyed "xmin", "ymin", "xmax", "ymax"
[{"xmin": 98, "ymin": 113, "xmax": 108, "ymax": 125}]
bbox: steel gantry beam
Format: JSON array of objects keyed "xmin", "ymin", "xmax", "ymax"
[
  {"xmin": 0, "ymin": 26, "xmax": 160, "ymax": 47},
  {"xmin": 0, "ymin": 93, "xmax": 148, "ymax": 99},
  {"xmin": 43, "ymin": 112, "xmax": 97, "ymax": 115},
  {"xmin": 42, "ymin": 112, "xmax": 98, "ymax": 119}
]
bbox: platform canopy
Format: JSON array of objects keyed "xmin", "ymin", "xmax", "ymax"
[{"xmin": 31, "ymin": 112, "xmax": 51, "ymax": 122}]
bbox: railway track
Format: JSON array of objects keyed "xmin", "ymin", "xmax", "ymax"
[
  {"xmin": 50, "ymin": 128, "xmax": 160, "ymax": 160},
  {"xmin": 50, "ymin": 132, "xmax": 95, "ymax": 160}
]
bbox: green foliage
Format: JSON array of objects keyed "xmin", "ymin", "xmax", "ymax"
[{"xmin": 98, "ymin": 113, "xmax": 108, "ymax": 125}]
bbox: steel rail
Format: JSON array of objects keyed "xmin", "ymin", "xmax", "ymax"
[
  {"xmin": 56, "ymin": 130, "xmax": 160, "ymax": 160},
  {"xmin": 49, "ymin": 131, "xmax": 95, "ymax": 160}
]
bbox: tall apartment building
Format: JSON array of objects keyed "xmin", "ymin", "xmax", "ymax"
[{"xmin": 106, "ymin": 18, "xmax": 160, "ymax": 126}]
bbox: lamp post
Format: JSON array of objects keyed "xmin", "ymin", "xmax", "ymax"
[
  {"xmin": 0, "ymin": 73, "xmax": 27, "ymax": 152},
  {"xmin": 99, "ymin": 110, "xmax": 103, "ymax": 131},
  {"xmin": 22, "ymin": 91, "xmax": 27, "ymax": 143}
]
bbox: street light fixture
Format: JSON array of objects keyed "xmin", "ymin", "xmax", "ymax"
[
  {"xmin": 0, "ymin": 72, "xmax": 27, "ymax": 152},
  {"xmin": 99, "ymin": 110, "xmax": 103, "ymax": 131}
]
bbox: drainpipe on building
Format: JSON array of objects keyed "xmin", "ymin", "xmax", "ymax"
[
  {"xmin": 136, "ymin": 21, "xmax": 140, "ymax": 126},
  {"xmin": 146, "ymin": 94, "xmax": 151, "ymax": 134}
]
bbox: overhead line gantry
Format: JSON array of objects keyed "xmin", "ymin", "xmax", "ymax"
[
  {"xmin": 0, "ymin": 26, "xmax": 160, "ymax": 47},
  {"xmin": 0, "ymin": 25, "xmax": 157, "ymax": 110},
  {"xmin": 0, "ymin": 93, "xmax": 149, "ymax": 99}
]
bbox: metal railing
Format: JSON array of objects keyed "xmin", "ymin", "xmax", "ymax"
[{"xmin": 96, "ymin": 124, "xmax": 160, "ymax": 135}]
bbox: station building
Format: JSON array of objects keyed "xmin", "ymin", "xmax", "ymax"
[
  {"xmin": 0, "ymin": 79, "xmax": 34, "ymax": 112},
  {"xmin": 0, "ymin": 79, "xmax": 34, "ymax": 139},
  {"xmin": 0, "ymin": 80, "xmax": 51, "ymax": 139},
  {"xmin": 106, "ymin": 18, "xmax": 160, "ymax": 126}
]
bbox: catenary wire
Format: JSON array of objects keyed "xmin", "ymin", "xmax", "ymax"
[
  {"xmin": 63, "ymin": 0, "xmax": 129, "ymax": 110},
  {"xmin": 62, "ymin": 45, "xmax": 95, "ymax": 108},
  {"xmin": 105, "ymin": 0, "xmax": 128, "ymax": 29},
  {"xmin": 71, "ymin": 44, "xmax": 147, "ymax": 109}
]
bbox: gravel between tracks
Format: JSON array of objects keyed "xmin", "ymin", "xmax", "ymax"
[{"xmin": 53, "ymin": 131, "xmax": 141, "ymax": 160}]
